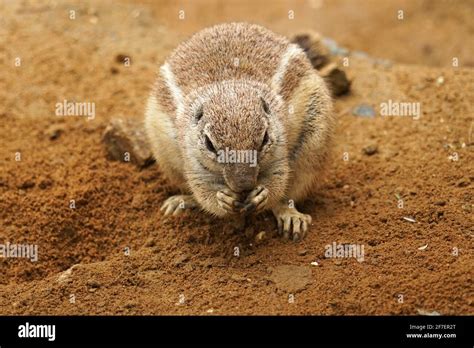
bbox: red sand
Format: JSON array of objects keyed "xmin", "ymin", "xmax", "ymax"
[{"xmin": 0, "ymin": 0, "xmax": 472, "ymax": 315}]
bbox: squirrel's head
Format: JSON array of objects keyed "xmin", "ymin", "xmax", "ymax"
[{"xmin": 178, "ymin": 80, "xmax": 288, "ymax": 198}]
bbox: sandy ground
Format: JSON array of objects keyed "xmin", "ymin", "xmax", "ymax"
[{"xmin": 0, "ymin": 0, "xmax": 472, "ymax": 315}]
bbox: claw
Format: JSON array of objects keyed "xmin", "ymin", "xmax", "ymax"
[
  {"xmin": 241, "ymin": 202, "xmax": 256, "ymax": 213},
  {"xmin": 161, "ymin": 195, "xmax": 197, "ymax": 216},
  {"xmin": 273, "ymin": 204, "xmax": 312, "ymax": 241},
  {"xmin": 217, "ymin": 189, "xmax": 243, "ymax": 214},
  {"xmin": 243, "ymin": 186, "xmax": 269, "ymax": 214},
  {"xmin": 277, "ymin": 218, "xmax": 283, "ymax": 235},
  {"xmin": 233, "ymin": 201, "xmax": 245, "ymax": 209}
]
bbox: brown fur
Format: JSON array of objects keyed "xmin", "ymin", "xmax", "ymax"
[{"xmin": 145, "ymin": 23, "xmax": 334, "ymax": 238}]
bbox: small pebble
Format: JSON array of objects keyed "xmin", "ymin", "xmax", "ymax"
[
  {"xmin": 363, "ymin": 144, "xmax": 378, "ymax": 156},
  {"xmin": 456, "ymin": 178, "xmax": 469, "ymax": 187},
  {"xmin": 116, "ymin": 54, "xmax": 130, "ymax": 64},
  {"xmin": 417, "ymin": 308, "xmax": 441, "ymax": 316},
  {"xmin": 38, "ymin": 179, "xmax": 53, "ymax": 189},
  {"xmin": 322, "ymin": 37, "xmax": 349, "ymax": 56},
  {"xmin": 255, "ymin": 231, "xmax": 266, "ymax": 243},
  {"xmin": 86, "ymin": 280, "xmax": 101, "ymax": 288},
  {"xmin": 173, "ymin": 254, "xmax": 190, "ymax": 266},
  {"xmin": 144, "ymin": 238, "xmax": 155, "ymax": 247},
  {"xmin": 352, "ymin": 104, "xmax": 375, "ymax": 118},
  {"xmin": 45, "ymin": 124, "xmax": 65, "ymax": 140},
  {"xmin": 17, "ymin": 180, "xmax": 35, "ymax": 190},
  {"xmin": 230, "ymin": 274, "xmax": 247, "ymax": 282},
  {"xmin": 57, "ymin": 268, "xmax": 73, "ymax": 284}
]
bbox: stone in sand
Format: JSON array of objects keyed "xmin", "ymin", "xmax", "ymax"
[{"xmin": 102, "ymin": 118, "xmax": 154, "ymax": 167}]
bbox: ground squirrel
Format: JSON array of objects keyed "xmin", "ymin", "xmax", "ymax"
[{"xmin": 145, "ymin": 23, "xmax": 334, "ymax": 241}]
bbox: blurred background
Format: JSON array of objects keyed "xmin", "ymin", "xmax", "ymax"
[{"xmin": 134, "ymin": 0, "xmax": 474, "ymax": 67}]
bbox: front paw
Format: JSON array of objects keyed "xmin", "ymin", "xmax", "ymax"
[
  {"xmin": 273, "ymin": 205, "xmax": 312, "ymax": 242},
  {"xmin": 241, "ymin": 185, "xmax": 269, "ymax": 213},
  {"xmin": 216, "ymin": 188, "xmax": 244, "ymax": 214},
  {"xmin": 160, "ymin": 194, "xmax": 197, "ymax": 216}
]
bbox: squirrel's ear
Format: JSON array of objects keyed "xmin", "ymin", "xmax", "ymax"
[
  {"xmin": 260, "ymin": 97, "xmax": 270, "ymax": 114},
  {"xmin": 195, "ymin": 105, "xmax": 204, "ymax": 121}
]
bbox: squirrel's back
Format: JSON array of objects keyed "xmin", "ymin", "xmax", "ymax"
[
  {"xmin": 155, "ymin": 23, "xmax": 314, "ymax": 115},
  {"xmin": 167, "ymin": 23, "xmax": 288, "ymax": 90}
]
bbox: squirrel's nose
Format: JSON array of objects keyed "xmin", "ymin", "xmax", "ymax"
[
  {"xmin": 223, "ymin": 164, "xmax": 258, "ymax": 193},
  {"xmin": 227, "ymin": 181, "xmax": 255, "ymax": 194}
]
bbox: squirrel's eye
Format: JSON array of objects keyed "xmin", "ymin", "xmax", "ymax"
[
  {"xmin": 261, "ymin": 98, "xmax": 270, "ymax": 114},
  {"xmin": 195, "ymin": 106, "xmax": 204, "ymax": 121},
  {"xmin": 205, "ymin": 135, "xmax": 217, "ymax": 154},
  {"xmin": 261, "ymin": 131, "xmax": 269, "ymax": 149}
]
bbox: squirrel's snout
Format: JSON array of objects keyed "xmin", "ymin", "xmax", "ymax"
[
  {"xmin": 227, "ymin": 182, "xmax": 255, "ymax": 194},
  {"xmin": 223, "ymin": 164, "xmax": 258, "ymax": 194}
]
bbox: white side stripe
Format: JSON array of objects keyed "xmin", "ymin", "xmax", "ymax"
[
  {"xmin": 160, "ymin": 62, "xmax": 184, "ymax": 114},
  {"xmin": 271, "ymin": 44, "xmax": 302, "ymax": 92}
]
